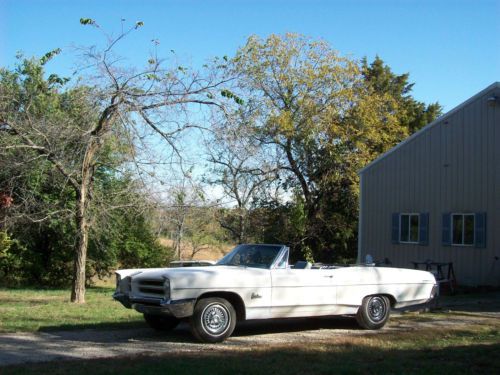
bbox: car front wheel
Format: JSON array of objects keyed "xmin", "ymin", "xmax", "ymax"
[
  {"xmin": 144, "ymin": 313, "xmax": 180, "ymax": 331},
  {"xmin": 190, "ymin": 297, "xmax": 236, "ymax": 343},
  {"xmin": 356, "ymin": 295, "xmax": 390, "ymax": 330}
]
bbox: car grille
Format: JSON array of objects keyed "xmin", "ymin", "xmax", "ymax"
[{"xmin": 138, "ymin": 279, "xmax": 166, "ymax": 297}]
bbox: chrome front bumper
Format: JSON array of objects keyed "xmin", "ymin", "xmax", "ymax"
[{"xmin": 113, "ymin": 292, "xmax": 195, "ymax": 318}]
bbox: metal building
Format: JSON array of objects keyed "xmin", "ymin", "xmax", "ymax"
[{"xmin": 358, "ymin": 82, "xmax": 500, "ymax": 287}]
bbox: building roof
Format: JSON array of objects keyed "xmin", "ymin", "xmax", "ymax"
[{"xmin": 359, "ymin": 81, "xmax": 500, "ymax": 174}]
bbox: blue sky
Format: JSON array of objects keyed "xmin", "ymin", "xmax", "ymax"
[{"xmin": 1, "ymin": 0, "xmax": 499, "ymax": 112}]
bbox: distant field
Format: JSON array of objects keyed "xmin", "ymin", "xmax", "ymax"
[{"xmin": 158, "ymin": 238, "xmax": 233, "ymax": 261}]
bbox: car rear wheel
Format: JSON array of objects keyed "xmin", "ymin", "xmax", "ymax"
[
  {"xmin": 190, "ymin": 297, "xmax": 236, "ymax": 343},
  {"xmin": 144, "ymin": 313, "xmax": 180, "ymax": 331},
  {"xmin": 356, "ymin": 295, "xmax": 390, "ymax": 330}
]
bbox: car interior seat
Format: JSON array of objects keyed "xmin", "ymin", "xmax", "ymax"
[{"xmin": 294, "ymin": 261, "xmax": 312, "ymax": 269}]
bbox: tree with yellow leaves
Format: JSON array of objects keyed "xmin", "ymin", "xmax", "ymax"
[{"xmin": 230, "ymin": 34, "xmax": 428, "ymax": 261}]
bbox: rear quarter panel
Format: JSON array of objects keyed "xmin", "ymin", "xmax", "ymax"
[{"xmin": 334, "ymin": 267, "xmax": 436, "ymax": 308}]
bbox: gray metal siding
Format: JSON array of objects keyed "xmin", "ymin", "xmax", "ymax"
[{"xmin": 359, "ymin": 84, "xmax": 500, "ymax": 286}]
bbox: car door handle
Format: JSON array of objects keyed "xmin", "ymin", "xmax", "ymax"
[{"xmin": 324, "ymin": 275, "xmax": 333, "ymax": 278}]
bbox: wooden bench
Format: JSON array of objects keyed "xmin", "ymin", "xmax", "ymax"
[{"xmin": 412, "ymin": 261, "xmax": 456, "ymax": 295}]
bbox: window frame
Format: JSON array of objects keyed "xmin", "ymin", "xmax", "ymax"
[
  {"xmin": 451, "ymin": 213, "xmax": 475, "ymax": 246},
  {"xmin": 399, "ymin": 213, "xmax": 420, "ymax": 244}
]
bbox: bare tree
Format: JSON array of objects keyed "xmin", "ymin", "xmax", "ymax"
[
  {"xmin": 168, "ymin": 187, "xmax": 189, "ymax": 260},
  {"xmin": 205, "ymin": 109, "xmax": 280, "ymax": 243},
  {"xmin": 161, "ymin": 180, "xmax": 208, "ymax": 260},
  {"xmin": 0, "ymin": 20, "xmax": 231, "ymax": 302},
  {"xmin": 184, "ymin": 206, "xmax": 223, "ymax": 260}
]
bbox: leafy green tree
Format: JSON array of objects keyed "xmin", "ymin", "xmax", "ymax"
[
  {"xmin": 0, "ymin": 232, "xmax": 11, "ymax": 254},
  {"xmin": 99, "ymin": 209, "xmax": 173, "ymax": 271},
  {"xmin": 362, "ymin": 56, "xmax": 442, "ymax": 135},
  {"xmin": 229, "ymin": 34, "xmax": 407, "ymax": 261},
  {"xmin": 0, "ymin": 148, "xmax": 171, "ymax": 287},
  {"xmin": 0, "ymin": 233, "xmax": 30, "ymax": 285}
]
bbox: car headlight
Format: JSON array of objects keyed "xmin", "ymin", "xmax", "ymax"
[
  {"xmin": 163, "ymin": 277, "xmax": 171, "ymax": 300},
  {"xmin": 115, "ymin": 274, "xmax": 122, "ymax": 292}
]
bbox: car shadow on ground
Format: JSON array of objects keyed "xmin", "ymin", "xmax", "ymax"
[
  {"xmin": 32, "ymin": 316, "xmax": 360, "ymax": 344},
  {"xmin": 233, "ymin": 316, "xmax": 360, "ymax": 337},
  {"xmin": 38, "ymin": 323, "xmax": 196, "ymax": 343},
  {"xmin": 38, "ymin": 321, "xmax": 146, "ymax": 332}
]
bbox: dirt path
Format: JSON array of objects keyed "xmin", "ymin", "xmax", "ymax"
[{"xmin": 1, "ymin": 294, "xmax": 499, "ymax": 367}]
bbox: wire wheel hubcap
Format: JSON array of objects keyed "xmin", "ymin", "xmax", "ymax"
[
  {"xmin": 368, "ymin": 297, "xmax": 386, "ymax": 322},
  {"xmin": 202, "ymin": 303, "xmax": 230, "ymax": 335}
]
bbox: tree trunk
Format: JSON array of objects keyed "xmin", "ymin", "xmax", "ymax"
[
  {"xmin": 71, "ymin": 196, "xmax": 88, "ymax": 303},
  {"xmin": 237, "ymin": 208, "xmax": 246, "ymax": 244},
  {"xmin": 174, "ymin": 219, "xmax": 184, "ymax": 260},
  {"xmin": 70, "ymin": 138, "xmax": 100, "ymax": 302},
  {"xmin": 69, "ymin": 101, "xmax": 117, "ymax": 303}
]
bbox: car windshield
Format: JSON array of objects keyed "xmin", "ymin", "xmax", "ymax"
[{"xmin": 216, "ymin": 244, "xmax": 284, "ymax": 269}]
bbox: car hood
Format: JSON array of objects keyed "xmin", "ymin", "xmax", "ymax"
[{"xmin": 127, "ymin": 265, "xmax": 270, "ymax": 290}]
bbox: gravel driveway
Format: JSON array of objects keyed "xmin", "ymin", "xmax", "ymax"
[
  {"xmin": 1, "ymin": 293, "xmax": 499, "ymax": 367},
  {"xmin": 0, "ymin": 318, "xmax": 368, "ymax": 366}
]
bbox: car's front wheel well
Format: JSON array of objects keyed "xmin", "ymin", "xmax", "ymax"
[
  {"xmin": 379, "ymin": 294, "xmax": 396, "ymax": 308},
  {"xmin": 197, "ymin": 292, "xmax": 246, "ymax": 321}
]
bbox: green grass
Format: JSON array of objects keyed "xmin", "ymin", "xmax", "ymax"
[{"xmin": 0, "ymin": 287, "xmax": 143, "ymax": 332}]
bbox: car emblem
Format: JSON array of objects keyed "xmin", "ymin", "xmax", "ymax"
[{"xmin": 251, "ymin": 292, "xmax": 262, "ymax": 299}]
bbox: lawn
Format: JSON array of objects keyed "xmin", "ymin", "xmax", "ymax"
[{"xmin": 0, "ymin": 287, "xmax": 143, "ymax": 332}]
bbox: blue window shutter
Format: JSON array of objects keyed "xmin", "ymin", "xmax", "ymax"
[
  {"xmin": 442, "ymin": 213, "xmax": 451, "ymax": 246},
  {"xmin": 475, "ymin": 212, "xmax": 486, "ymax": 248},
  {"xmin": 391, "ymin": 213, "xmax": 400, "ymax": 244},
  {"xmin": 419, "ymin": 213, "xmax": 429, "ymax": 246}
]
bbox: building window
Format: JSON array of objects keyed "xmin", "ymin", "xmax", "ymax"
[
  {"xmin": 400, "ymin": 214, "xmax": 419, "ymax": 243},
  {"xmin": 392, "ymin": 213, "xmax": 429, "ymax": 245},
  {"xmin": 451, "ymin": 214, "xmax": 475, "ymax": 246},
  {"xmin": 442, "ymin": 212, "xmax": 486, "ymax": 248}
]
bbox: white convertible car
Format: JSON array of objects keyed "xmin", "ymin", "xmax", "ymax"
[{"xmin": 113, "ymin": 244, "xmax": 437, "ymax": 342}]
